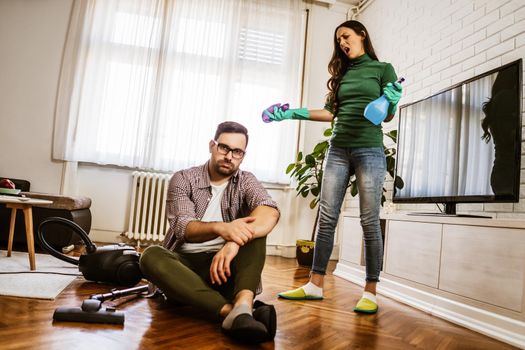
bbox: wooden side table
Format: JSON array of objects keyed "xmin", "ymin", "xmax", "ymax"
[{"xmin": 0, "ymin": 195, "xmax": 53, "ymax": 270}]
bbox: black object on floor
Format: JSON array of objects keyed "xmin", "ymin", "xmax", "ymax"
[
  {"xmin": 53, "ymin": 284, "xmax": 148, "ymax": 325},
  {"xmin": 38, "ymin": 217, "xmax": 142, "ymax": 286},
  {"xmin": 253, "ymin": 300, "xmax": 277, "ymax": 340}
]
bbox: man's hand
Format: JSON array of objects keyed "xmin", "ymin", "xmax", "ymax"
[
  {"xmin": 210, "ymin": 242, "xmax": 240, "ymax": 285},
  {"xmin": 217, "ymin": 217, "xmax": 256, "ymax": 245}
]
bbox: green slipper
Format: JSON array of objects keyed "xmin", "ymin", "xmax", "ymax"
[
  {"xmin": 277, "ymin": 287, "xmax": 323, "ymax": 300},
  {"xmin": 353, "ymin": 296, "xmax": 378, "ymax": 314}
]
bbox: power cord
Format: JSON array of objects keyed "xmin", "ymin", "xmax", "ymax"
[{"xmin": 0, "ymin": 271, "xmax": 81, "ymax": 276}]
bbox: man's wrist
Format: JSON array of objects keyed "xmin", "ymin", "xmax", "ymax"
[
  {"xmin": 225, "ymin": 241, "xmax": 240, "ymax": 247},
  {"xmin": 213, "ymin": 221, "xmax": 226, "ymax": 238}
]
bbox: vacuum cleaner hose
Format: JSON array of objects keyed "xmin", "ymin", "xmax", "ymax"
[{"xmin": 37, "ymin": 217, "xmax": 97, "ymax": 266}]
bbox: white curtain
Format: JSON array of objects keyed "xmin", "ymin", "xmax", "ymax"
[
  {"xmin": 53, "ymin": 0, "xmax": 304, "ymax": 183},
  {"xmin": 396, "ymin": 73, "xmax": 496, "ymax": 198}
]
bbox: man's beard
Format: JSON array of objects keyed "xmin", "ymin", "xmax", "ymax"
[{"xmin": 214, "ymin": 160, "xmax": 236, "ymax": 176}]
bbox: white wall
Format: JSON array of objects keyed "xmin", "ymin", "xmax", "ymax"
[
  {"xmin": 0, "ymin": 0, "xmax": 73, "ymax": 192},
  {"xmin": 351, "ymin": 0, "xmax": 525, "ymax": 219}
]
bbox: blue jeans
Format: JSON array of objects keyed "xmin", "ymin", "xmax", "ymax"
[{"xmin": 312, "ymin": 146, "xmax": 386, "ymax": 282}]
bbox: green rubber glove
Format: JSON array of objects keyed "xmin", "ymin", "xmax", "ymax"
[
  {"xmin": 384, "ymin": 82, "xmax": 402, "ymax": 115},
  {"xmin": 262, "ymin": 104, "xmax": 309, "ymax": 122}
]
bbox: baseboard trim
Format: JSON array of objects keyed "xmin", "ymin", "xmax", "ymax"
[
  {"xmin": 90, "ymin": 229, "xmax": 123, "ymax": 243},
  {"xmin": 266, "ymin": 245, "xmax": 296, "ymax": 258},
  {"xmin": 266, "ymin": 244, "xmax": 339, "ymax": 260},
  {"xmin": 334, "ymin": 263, "xmax": 525, "ymax": 349}
]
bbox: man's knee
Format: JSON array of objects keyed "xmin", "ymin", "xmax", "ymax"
[
  {"xmin": 139, "ymin": 245, "xmax": 169, "ymax": 276},
  {"xmin": 241, "ymin": 237, "xmax": 267, "ymax": 256},
  {"xmin": 235, "ymin": 237, "xmax": 267, "ymax": 270},
  {"xmin": 248, "ymin": 236, "xmax": 267, "ymax": 248}
]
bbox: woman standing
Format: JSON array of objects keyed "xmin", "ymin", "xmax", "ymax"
[{"xmin": 263, "ymin": 20, "xmax": 402, "ymax": 314}]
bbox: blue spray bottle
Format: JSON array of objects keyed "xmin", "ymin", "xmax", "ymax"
[{"xmin": 364, "ymin": 77, "xmax": 405, "ymax": 125}]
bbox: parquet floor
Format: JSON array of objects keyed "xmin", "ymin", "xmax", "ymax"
[{"xmin": 0, "ymin": 255, "xmax": 517, "ymax": 350}]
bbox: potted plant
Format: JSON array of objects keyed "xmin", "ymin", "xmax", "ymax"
[{"xmin": 286, "ymin": 126, "xmax": 403, "ymax": 267}]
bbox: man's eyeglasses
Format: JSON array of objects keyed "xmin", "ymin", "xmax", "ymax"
[{"xmin": 213, "ymin": 141, "xmax": 246, "ymax": 159}]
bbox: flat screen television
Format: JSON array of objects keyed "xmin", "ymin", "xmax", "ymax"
[{"xmin": 393, "ymin": 59, "xmax": 522, "ymax": 216}]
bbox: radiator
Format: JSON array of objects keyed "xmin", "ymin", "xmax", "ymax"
[{"xmin": 125, "ymin": 171, "xmax": 172, "ymax": 243}]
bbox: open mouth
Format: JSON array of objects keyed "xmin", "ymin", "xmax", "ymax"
[{"xmin": 343, "ymin": 47, "xmax": 350, "ymax": 55}]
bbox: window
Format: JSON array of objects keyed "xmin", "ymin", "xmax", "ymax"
[{"xmin": 54, "ymin": 0, "xmax": 305, "ymax": 183}]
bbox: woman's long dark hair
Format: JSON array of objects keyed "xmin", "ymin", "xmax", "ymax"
[
  {"xmin": 481, "ymin": 66, "xmax": 518, "ymax": 143},
  {"xmin": 326, "ymin": 20, "xmax": 379, "ymax": 112}
]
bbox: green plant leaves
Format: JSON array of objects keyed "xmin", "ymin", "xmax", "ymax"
[
  {"xmin": 386, "ymin": 155, "xmax": 396, "ymax": 178},
  {"xmin": 305, "ymin": 154, "xmax": 316, "ymax": 166},
  {"xmin": 385, "ymin": 129, "xmax": 397, "ymax": 143},
  {"xmin": 394, "ymin": 175, "xmax": 404, "ymax": 189}
]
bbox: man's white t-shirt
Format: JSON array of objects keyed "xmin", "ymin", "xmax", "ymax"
[{"xmin": 179, "ymin": 182, "xmax": 228, "ymax": 253}]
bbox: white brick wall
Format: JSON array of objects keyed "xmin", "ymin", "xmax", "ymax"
[{"xmin": 342, "ymin": 0, "xmax": 525, "ymax": 218}]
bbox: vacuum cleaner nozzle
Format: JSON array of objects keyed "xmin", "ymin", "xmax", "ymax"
[
  {"xmin": 53, "ymin": 306, "xmax": 125, "ymax": 325},
  {"xmin": 52, "ymin": 285, "xmax": 148, "ymax": 325}
]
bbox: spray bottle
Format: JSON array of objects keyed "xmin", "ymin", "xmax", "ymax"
[{"xmin": 364, "ymin": 77, "xmax": 405, "ymax": 125}]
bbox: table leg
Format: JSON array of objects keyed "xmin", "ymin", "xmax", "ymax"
[
  {"xmin": 7, "ymin": 207, "xmax": 17, "ymax": 257},
  {"xmin": 23, "ymin": 207, "xmax": 36, "ymax": 271}
]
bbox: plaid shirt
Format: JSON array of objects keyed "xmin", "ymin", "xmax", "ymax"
[{"xmin": 163, "ymin": 162, "xmax": 279, "ymax": 251}]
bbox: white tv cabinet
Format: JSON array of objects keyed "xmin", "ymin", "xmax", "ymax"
[{"xmin": 334, "ymin": 213, "xmax": 525, "ymax": 349}]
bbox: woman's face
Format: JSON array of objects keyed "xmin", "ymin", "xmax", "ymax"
[{"xmin": 336, "ymin": 27, "xmax": 365, "ymax": 59}]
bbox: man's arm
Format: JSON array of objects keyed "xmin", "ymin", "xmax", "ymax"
[
  {"xmin": 163, "ymin": 171, "xmax": 197, "ymax": 250},
  {"xmin": 185, "ymin": 171, "xmax": 280, "ymax": 245},
  {"xmin": 185, "ymin": 218, "xmax": 255, "ymax": 246},
  {"xmin": 209, "ymin": 206, "xmax": 278, "ymax": 285},
  {"xmin": 239, "ymin": 171, "xmax": 280, "ymax": 239},
  {"xmin": 184, "ymin": 221, "xmax": 221, "ymax": 243},
  {"xmin": 185, "ymin": 205, "xmax": 279, "ymax": 244},
  {"xmin": 246, "ymin": 205, "xmax": 280, "ymax": 239}
]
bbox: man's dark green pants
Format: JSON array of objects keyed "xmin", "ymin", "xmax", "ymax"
[{"xmin": 139, "ymin": 237, "xmax": 266, "ymax": 318}]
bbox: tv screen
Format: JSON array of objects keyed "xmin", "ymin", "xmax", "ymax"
[{"xmin": 393, "ymin": 59, "xmax": 522, "ymax": 214}]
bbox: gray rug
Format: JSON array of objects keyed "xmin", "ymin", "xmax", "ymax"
[{"xmin": 0, "ymin": 250, "xmax": 80, "ymax": 300}]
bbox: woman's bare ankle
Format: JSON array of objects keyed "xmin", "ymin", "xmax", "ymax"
[
  {"xmin": 310, "ymin": 272, "xmax": 325, "ymax": 289},
  {"xmin": 364, "ymin": 281, "xmax": 377, "ymax": 295}
]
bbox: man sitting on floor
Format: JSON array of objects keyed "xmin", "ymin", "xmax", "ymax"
[{"xmin": 140, "ymin": 121, "xmax": 280, "ymax": 343}]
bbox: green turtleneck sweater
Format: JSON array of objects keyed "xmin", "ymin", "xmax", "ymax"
[{"xmin": 325, "ymin": 53, "xmax": 397, "ymax": 147}]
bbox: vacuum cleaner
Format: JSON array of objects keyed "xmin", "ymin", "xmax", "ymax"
[
  {"xmin": 37, "ymin": 217, "xmax": 142, "ymax": 287},
  {"xmin": 53, "ymin": 284, "xmax": 149, "ymax": 324}
]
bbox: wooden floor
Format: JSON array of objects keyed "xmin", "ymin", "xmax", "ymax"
[{"xmin": 0, "ymin": 255, "xmax": 517, "ymax": 350}]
